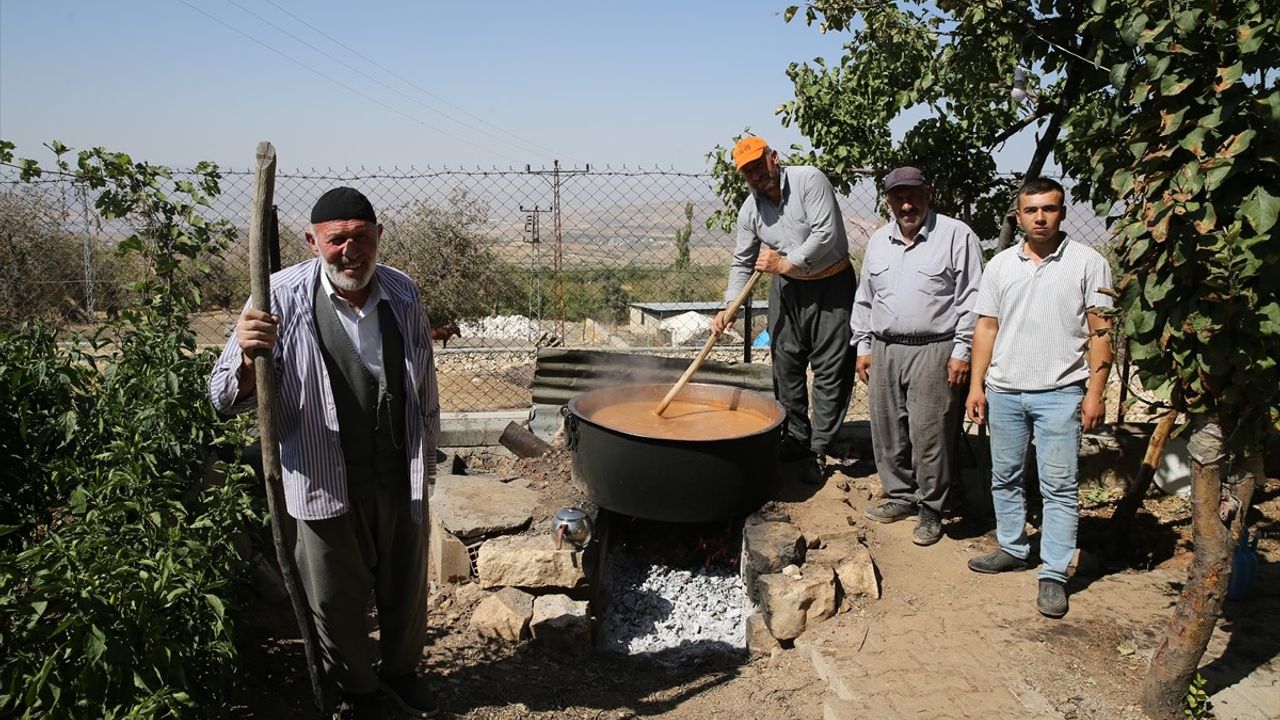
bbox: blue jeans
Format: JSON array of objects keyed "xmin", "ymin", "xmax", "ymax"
[{"xmin": 987, "ymin": 385, "xmax": 1083, "ymax": 583}]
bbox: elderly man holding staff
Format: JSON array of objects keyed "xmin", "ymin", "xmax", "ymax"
[{"xmin": 210, "ymin": 187, "xmax": 440, "ymax": 719}]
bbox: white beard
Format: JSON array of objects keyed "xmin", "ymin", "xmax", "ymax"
[{"xmin": 322, "ymin": 256, "xmax": 375, "ymax": 293}]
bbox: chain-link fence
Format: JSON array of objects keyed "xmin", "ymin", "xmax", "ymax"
[{"xmin": 1, "ymin": 164, "xmax": 1115, "ymax": 414}]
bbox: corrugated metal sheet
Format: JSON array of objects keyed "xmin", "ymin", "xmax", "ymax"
[{"xmin": 531, "ymin": 348, "xmax": 774, "ymax": 405}]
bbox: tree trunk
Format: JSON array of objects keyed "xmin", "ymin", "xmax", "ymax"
[{"xmin": 1140, "ymin": 418, "xmax": 1260, "ymax": 718}]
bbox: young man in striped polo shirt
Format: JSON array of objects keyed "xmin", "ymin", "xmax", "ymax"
[{"xmin": 964, "ymin": 177, "xmax": 1114, "ymax": 618}]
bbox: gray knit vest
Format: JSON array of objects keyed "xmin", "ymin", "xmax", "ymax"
[{"xmin": 313, "ymin": 278, "xmax": 408, "ymax": 496}]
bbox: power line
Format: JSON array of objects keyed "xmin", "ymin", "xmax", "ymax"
[
  {"xmin": 259, "ymin": 0, "xmax": 582, "ymax": 165},
  {"xmin": 174, "ymin": 0, "xmax": 523, "ymax": 164},
  {"xmin": 223, "ymin": 0, "xmax": 566, "ymax": 162}
]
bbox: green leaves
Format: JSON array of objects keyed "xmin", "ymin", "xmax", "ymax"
[
  {"xmin": 1218, "ymin": 129, "xmax": 1255, "ymax": 159},
  {"xmin": 1111, "ymin": 168, "xmax": 1136, "ymax": 196},
  {"xmin": 1241, "ymin": 187, "xmax": 1279, "ymax": 235},
  {"xmin": 1215, "ymin": 62, "xmax": 1244, "ymax": 91},
  {"xmin": 1178, "ymin": 128, "xmax": 1207, "ymax": 157},
  {"xmin": 1160, "ymin": 106, "xmax": 1189, "ymax": 135},
  {"xmin": 1074, "ymin": 2, "xmax": 1280, "ymax": 450},
  {"xmin": 0, "ymin": 142, "xmax": 260, "ymax": 719},
  {"xmin": 1160, "ymin": 74, "xmax": 1193, "ymax": 97},
  {"xmin": 1237, "ymin": 23, "xmax": 1264, "ymax": 53}
]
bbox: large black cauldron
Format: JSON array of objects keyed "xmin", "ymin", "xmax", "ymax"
[{"xmin": 564, "ymin": 383, "xmax": 783, "ymax": 523}]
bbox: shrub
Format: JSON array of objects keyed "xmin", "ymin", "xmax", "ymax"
[
  {"xmin": 382, "ymin": 187, "xmax": 507, "ymax": 326},
  {"xmin": 0, "ymin": 321, "xmax": 259, "ymax": 719},
  {"xmin": 0, "ymin": 140, "xmax": 261, "ymax": 718}
]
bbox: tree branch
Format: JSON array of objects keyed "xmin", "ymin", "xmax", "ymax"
[{"xmin": 988, "ymin": 104, "xmax": 1056, "ymax": 147}]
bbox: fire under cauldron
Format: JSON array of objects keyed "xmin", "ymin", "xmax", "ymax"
[{"xmin": 563, "ymin": 383, "xmax": 784, "ymax": 523}]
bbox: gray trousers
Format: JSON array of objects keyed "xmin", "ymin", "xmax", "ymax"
[
  {"xmin": 868, "ymin": 338, "xmax": 963, "ymax": 513},
  {"xmin": 768, "ymin": 267, "xmax": 856, "ymax": 455},
  {"xmin": 294, "ymin": 481, "xmax": 427, "ymax": 696}
]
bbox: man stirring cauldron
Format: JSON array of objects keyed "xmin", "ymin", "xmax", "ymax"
[{"xmin": 712, "ymin": 136, "xmax": 857, "ymax": 483}]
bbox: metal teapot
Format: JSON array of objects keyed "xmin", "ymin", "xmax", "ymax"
[{"xmin": 551, "ymin": 507, "xmax": 593, "ymax": 550}]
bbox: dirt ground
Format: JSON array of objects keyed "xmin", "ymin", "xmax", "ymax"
[{"xmin": 230, "ymin": 436, "xmax": 1280, "ymax": 719}]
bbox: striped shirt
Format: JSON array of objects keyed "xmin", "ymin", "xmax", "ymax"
[
  {"xmin": 209, "ymin": 259, "xmax": 440, "ymax": 522},
  {"xmin": 850, "ymin": 211, "xmax": 984, "ymax": 360},
  {"xmin": 724, "ymin": 165, "xmax": 849, "ymax": 302},
  {"xmin": 975, "ymin": 236, "xmax": 1113, "ymax": 392}
]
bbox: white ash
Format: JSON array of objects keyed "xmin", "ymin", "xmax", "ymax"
[{"xmin": 597, "ymin": 549, "xmax": 746, "ymax": 663}]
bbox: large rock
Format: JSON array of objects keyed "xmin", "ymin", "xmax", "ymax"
[
  {"xmin": 745, "ymin": 612, "xmax": 781, "ymax": 657},
  {"xmin": 476, "ymin": 534, "xmax": 587, "ymax": 590},
  {"xmin": 806, "ymin": 532, "xmax": 880, "ymax": 600},
  {"xmin": 431, "ymin": 474, "xmax": 540, "ymax": 541},
  {"xmin": 530, "ymin": 594, "xmax": 591, "ymax": 654},
  {"xmin": 429, "ymin": 511, "xmax": 474, "ymax": 585},
  {"xmin": 469, "ymin": 587, "xmax": 535, "ymax": 642},
  {"xmin": 835, "ymin": 544, "xmax": 880, "ymax": 601},
  {"xmin": 743, "ymin": 521, "xmax": 807, "ymax": 574},
  {"xmin": 756, "ymin": 567, "xmax": 838, "ymax": 641}
]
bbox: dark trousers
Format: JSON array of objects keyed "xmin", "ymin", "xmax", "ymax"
[
  {"xmin": 293, "ymin": 479, "xmax": 427, "ymax": 698},
  {"xmin": 768, "ymin": 266, "xmax": 857, "ymax": 456},
  {"xmin": 867, "ymin": 338, "xmax": 963, "ymax": 513}
]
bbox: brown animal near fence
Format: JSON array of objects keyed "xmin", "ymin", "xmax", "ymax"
[{"xmin": 430, "ymin": 323, "xmax": 461, "ymax": 348}]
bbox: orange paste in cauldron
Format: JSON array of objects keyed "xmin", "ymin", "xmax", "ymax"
[{"xmin": 586, "ymin": 398, "xmax": 773, "ymax": 441}]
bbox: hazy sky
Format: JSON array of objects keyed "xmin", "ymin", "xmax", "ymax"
[{"xmin": 1, "ymin": 1, "xmax": 1036, "ymax": 173}]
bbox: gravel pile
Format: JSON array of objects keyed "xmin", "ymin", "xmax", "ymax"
[{"xmin": 597, "ymin": 548, "xmax": 746, "ymax": 664}]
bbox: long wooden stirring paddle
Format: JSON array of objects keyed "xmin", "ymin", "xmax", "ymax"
[{"xmin": 655, "ymin": 270, "xmax": 764, "ymax": 416}]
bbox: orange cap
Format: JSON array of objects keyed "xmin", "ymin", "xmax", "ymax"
[{"xmin": 732, "ymin": 136, "xmax": 769, "ymax": 170}]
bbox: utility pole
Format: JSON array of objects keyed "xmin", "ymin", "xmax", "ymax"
[
  {"xmin": 526, "ymin": 160, "xmax": 589, "ymax": 342},
  {"xmin": 519, "ymin": 204, "xmax": 550, "ymax": 321}
]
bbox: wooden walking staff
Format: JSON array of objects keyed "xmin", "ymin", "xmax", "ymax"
[
  {"xmin": 655, "ymin": 270, "xmax": 764, "ymax": 416},
  {"xmin": 247, "ymin": 142, "xmax": 325, "ymax": 711}
]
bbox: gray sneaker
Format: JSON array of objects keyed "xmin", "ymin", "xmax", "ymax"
[
  {"xmin": 864, "ymin": 500, "xmax": 917, "ymax": 523},
  {"xmin": 1037, "ymin": 579, "xmax": 1069, "ymax": 618},
  {"xmin": 912, "ymin": 506, "xmax": 942, "ymax": 546},
  {"xmin": 967, "ymin": 549, "xmax": 1033, "ymax": 574}
]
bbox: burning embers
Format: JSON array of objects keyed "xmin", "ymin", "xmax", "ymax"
[{"xmin": 594, "ymin": 512, "xmax": 748, "ymax": 664}]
